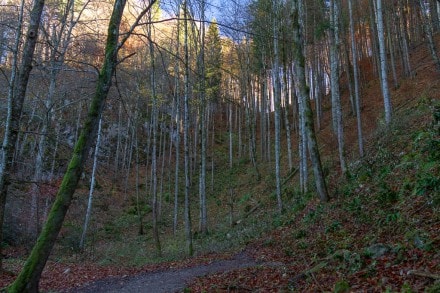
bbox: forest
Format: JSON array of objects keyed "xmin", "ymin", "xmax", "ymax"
[{"xmin": 0, "ymin": 0, "xmax": 439, "ymax": 291}]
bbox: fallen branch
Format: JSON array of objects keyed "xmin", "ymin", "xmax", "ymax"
[
  {"xmin": 290, "ymin": 261, "xmax": 328, "ymax": 284},
  {"xmin": 221, "ymin": 285, "xmax": 253, "ymax": 291},
  {"xmin": 281, "ymin": 168, "xmax": 299, "ymax": 187},
  {"xmin": 408, "ymin": 270, "xmax": 440, "ymax": 279},
  {"xmin": 234, "ymin": 204, "xmax": 261, "ymax": 225}
]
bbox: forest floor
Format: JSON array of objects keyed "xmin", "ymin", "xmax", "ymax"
[
  {"xmin": 64, "ymin": 250, "xmax": 258, "ymax": 293},
  {"xmin": 1, "ymin": 31, "xmax": 440, "ymax": 293}
]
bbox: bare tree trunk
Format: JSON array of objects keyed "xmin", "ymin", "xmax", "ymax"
[
  {"xmin": 348, "ymin": 0, "xmax": 364, "ymax": 158},
  {"xmin": 0, "ymin": 0, "xmax": 45, "ymax": 272},
  {"xmin": 30, "ymin": 0, "xmax": 79, "ymax": 240},
  {"xmin": 272, "ymin": 0, "xmax": 282, "ymax": 213},
  {"xmin": 210, "ymin": 109, "xmax": 215, "ymax": 193},
  {"xmin": 282, "ymin": 67, "xmax": 293, "ymax": 171},
  {"xmin": 375, "ymin": 0, "xmax": 393, "ymax": 126},
  {"xmin": 369, "ymin": 0, "xmax": 381, "ymax": 77},
  {"xmin": 198, "ymin": 0, "xmax": 208, "ymax": 234},
  {"xmin": 429, "ymin": 0, "xmax": 440, "ymax": 31},
  {"xmin": 49, "ymin": 121, "xmax": 61, "ymax": 180},
  {"xmin": 398, "ymin": 0, "xmax": 412, "ymax": 77},
  {"xmin": 418, "ymin": 0, "xmax": 440, "ymax": 71},
  {"xmin": 134, "ymin": 113, "xmax": 144, "ymax": 235},
  {"xmin": 173, "ymin": 8, "xmax": 181, "ymax": 236},
  {"xmin": 113, "ymin": 101, "xmax": 123, "ymax": 182},
  {"xmin": 329, "ymin": 0, "xmax": 347, "ymax": 174},
  {"xmin": 386, "ymin": 9, "xmax": 398, "ymax": 89},
  {"xmin": 148, "ymin": 11, "xmax": 162, "ymax": 256},
  {"xmin": 259, "ymin": 75, "xmax": 267, "ymax": 160},
  {"xmin": 183, "ymin": 0, "xmax": 193, "ymax": 256},
  {"xmin": 298, "ymin": 90, "xmax": 308, "ymax": 194},
  {"xmin": 79, "ymin": 116, "xmax": 102, "ymax": 250}
]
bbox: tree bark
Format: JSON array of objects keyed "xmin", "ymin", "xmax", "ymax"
[
  {"xmin": 418, "ymin": 0, "xmax": 440, "ymax": 71},
  {"xmin": 292, "ymin": 0, "xmax": 329, "ymax": 202},
  {"xmin": 148, "ymin": 8, "xmax": 162, "ymax": 257},
  {"xmin": 6, "ymin": 0, "xmax": 143, "ymax": 290},
  {"xmin": 348, "ymin": 0, "xmax": 364, "ymax": 158},
  {"xmin": 183, "ymin": 0, "xmax": 193, "ymax": 256},
  {"xmin": 198, "ymin": 0, "xmax": 208, "ymax": 234},
  {"xmin": 272, "ymin": 0, "xmax": 283, "ymax": 213},
  {"xmin": 172, "ymin": 8, "xmax": 181, "ymax": 236},
  {"xmin": 79, "ymin": 116, "xmax": 103, "ymax": 250},
  {"xmin": 375, "ymin": 0, "xmax": 393, "ymax": 126},
  {"xmin": 329, "ymin": 0, "xmax": 346, "ymax": 174},
  {"xmin": 0, "ymin": 0, "xmax": 45, "ymax": 272}
]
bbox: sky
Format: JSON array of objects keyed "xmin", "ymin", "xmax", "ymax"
[{"xmin": 159, "ymin": 0, "xmax": 251, "ymax": 35}]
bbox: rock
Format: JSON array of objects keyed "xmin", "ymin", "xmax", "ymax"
[{"xmin": 366, "ymin": 243, "xmax": 390, "ymax": 258}]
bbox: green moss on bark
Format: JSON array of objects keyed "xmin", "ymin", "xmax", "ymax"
[{"xmin": 6, "ymin": 0, "xmax": 128, "ymax": 291}]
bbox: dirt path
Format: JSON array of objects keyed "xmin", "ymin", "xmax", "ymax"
[{"xmin": 68, "ymin": 251, "xmax": 257, "ymax": 293}]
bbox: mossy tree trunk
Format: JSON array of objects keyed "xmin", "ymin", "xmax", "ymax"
[
  {"xmin": 291, "ymin": 0, "xmax": 329, "ymax": 202},
  {"xmin": 6, "ymin": 0, "xmax": 128, "ymax": 291}
]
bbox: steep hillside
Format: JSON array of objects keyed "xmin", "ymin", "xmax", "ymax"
[
  {"xmin": 186, "ymin": 41, "xmax": 440, "ymax": 291},
  {"xmin": 1, "ymin": 25, "xmax": 440, "ymax": 293}
]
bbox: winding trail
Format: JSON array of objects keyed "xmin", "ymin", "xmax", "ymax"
[{"xmin": 69, "ymin": 251, "xmax": 257, "ymax": 293}]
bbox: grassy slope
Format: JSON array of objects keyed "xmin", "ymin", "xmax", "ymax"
[
  {"xmin": 185, "ymin": 42, "xmax": 440, "ymax": 291},
  {"xmin": 189, "ymin": 99, "xmax": 440, "ymax": 291}
]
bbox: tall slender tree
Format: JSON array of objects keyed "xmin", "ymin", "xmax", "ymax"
[
  {"xmin": 148, "ymin": 5, "xmax": 162, "ymax": 255},
  {"xmin": 7, "ymin": 0, "xmax": 158, "ymax": 290},
  {"xmin": 291, "ymin": 0, "xmax": 329, "ymax": 202},
  {"xmin": 272, "ymin": 0, "xmax": 283, "ymax": 212},
  {"xmin": 198, "ymin": 0, "xmax": 208, "ymax": 234},
  {"xmin": 183, "ymin": 0, "xmax": 193, "ymax": 256},
  {"xmin": 418, "ymin": 0, "xmax": 440, "ymax": 71},
  {"xmin": 348, "ymin": 0, "xmax": 364, "ymax": 158},
  {"xmin": 0, "ymin": 0, "xmax": 45, "ymax": 271},
  {"xmin": 375, "ymin": 0, "xmax": 392, "ymax": 126},
  {"xmin": 329, "ymin": 0, "xmax": 347, "ymax": 174},
  {"xmin": 79, "ymin": 116, "xmax": 103, "ymax": 250}
]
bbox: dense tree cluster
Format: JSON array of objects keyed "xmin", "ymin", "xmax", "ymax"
[{"xmin": 0, "ymin": 0, "xmax": 439, "ymax": 290}]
